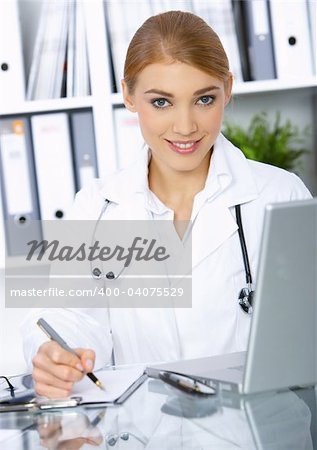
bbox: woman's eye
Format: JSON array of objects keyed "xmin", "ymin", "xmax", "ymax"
[
  {"xmin": 197, "ymin": 95, "xmax": 214, "ymax": 106},
  {"xmin": 152, "ymin": 98, "xmax": 170, "ymax": 108}
]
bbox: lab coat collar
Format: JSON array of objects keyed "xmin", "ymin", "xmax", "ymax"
[
  {"xmin": 99, "ymin": 147, "xmax": 151, "ymax": 205},
  {"xmin": 99, "ymin": 134, "xmax": 259, "ymax": 210},
  {"xmin": 206, "ymin": 133, "xmax": 259, "ymax": 207}
]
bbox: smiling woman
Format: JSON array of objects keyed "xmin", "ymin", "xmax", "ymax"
[
  {"xmin": 122, "ymin": 11, "xmax": 232, "ymax": 190},
  {"xmin": 122, "ymin": 62, "xmax": 231, "ymax": 183},
  {"xmin": 21, "ymin": 10, "xmax": 312, "ymax": 399}
]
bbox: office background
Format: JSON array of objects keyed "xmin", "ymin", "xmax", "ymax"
[{"xmin": 0, "ymin": 0, "xmax": 316, "ymax": 374}]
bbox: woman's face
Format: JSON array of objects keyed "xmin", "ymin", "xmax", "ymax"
[{"xmin": 122, "ymin": 61, "xmax": 232, "ymax": 174}]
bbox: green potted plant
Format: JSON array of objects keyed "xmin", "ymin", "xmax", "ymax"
[{"xmin": 222, "ymin": 112, "xmax": 310, "ymax": 171}]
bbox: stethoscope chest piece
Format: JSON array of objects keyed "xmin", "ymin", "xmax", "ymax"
[{"xmin": 238, "ymin": 287, "xmax": 254, "ymax": 314}]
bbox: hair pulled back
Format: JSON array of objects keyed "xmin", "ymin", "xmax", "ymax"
[{"xmin": 124, "ymin": 10, "xmax": 230, "ymax": 94}]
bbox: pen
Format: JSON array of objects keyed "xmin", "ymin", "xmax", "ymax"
[{"xmin": 37, "ymin": 318, "xmax": 105, "ymax": 391}]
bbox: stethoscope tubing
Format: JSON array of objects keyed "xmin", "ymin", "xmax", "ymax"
[{"xmin": 91, "ymin": 200, "xmax": 254, "ymax": 313}]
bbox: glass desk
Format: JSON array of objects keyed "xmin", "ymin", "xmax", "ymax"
[{"xmin": 0, "ymin": 377, "xmax": 316, "ymax": 449}]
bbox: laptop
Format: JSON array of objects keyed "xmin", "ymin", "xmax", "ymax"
[{"xmin": 147, "ymin": 198, "xmax": 317, "ymax": 394}]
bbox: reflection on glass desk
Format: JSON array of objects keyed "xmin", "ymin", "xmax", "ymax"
[{"xmin": 0, "ymin": 378, "xmax": 316, "ymax": 449}]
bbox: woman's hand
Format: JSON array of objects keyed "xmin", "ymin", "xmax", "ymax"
[{"xmin": 32, "ymin": 341, "xmax": 96, "ymax": 398}]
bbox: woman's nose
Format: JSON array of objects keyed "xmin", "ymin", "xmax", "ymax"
[{"xmin": 172, "ymin": 109, "xmax": 198, "ymax": 136}]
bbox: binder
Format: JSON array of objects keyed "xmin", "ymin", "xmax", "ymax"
[
  {"xmin": 74, "ymin": 0, "xmax": 90, "ymax": 97},
  {"xmin": 52, "ymin": 0, "xmax": 69, "ymax": 98},
  {"xmin": 105, "ymin": 1, "xmax": 152, "ymax": 93},
  {"xmin": 269, "ymin": 0, "xmax": 314, "ymax": 79},
  {"xmin": 29, "ymin": 1, "xmax": 68, "ymax": 99},
  {"xmin": 66, "ymin": 0, "xmax": 76, "ymax": 97},
  {"xmin": 231, "ymin": 0, "xmax": 251, "ymax": 81},
  {"xmin": 70, "ymin": 110, "xmax": 98, "ymax": 191},
  {"xmin": 31, "ymin": 113, "xmax": 76, "ymax": 220},
  {"xmin": 149, "ymin": 0, "xmax": 192, "ymax": 15},
  {"xmin": 240, "ymin": 0, "xmax": 276, "ymax": 81},
  {"xmin": 0, "ymin": 180, "xmax": 5, "ymax": 265},
  {"xmin": 192, "ymin": 0, "xmax": 243, "ymax": 82},
  {"xmin": 0, "ymin": 118, "xmax": 42, "ymax": 256},
  {"xmin": 307, "ymin": 0, "xmax": 316, "ymax": 75},
  {"xmin": 113, "ymin": 107, "xmax": 144, "ymax": 169},
  {"xmin": 26, "ymin": 1, "xmax": 50, "ymax": 100},
  {"xmin": 0, "ymin": 0, "xmax": 25, "ymax": 106}
]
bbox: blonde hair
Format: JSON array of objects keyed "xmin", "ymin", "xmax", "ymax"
[{"xmin": 124, "ymin": 10, "xmax": 230, "ymax": 94}]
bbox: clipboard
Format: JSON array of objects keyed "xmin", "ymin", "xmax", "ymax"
[{"xmin": 0, "ymin": 367, "xmax": 147, "ymax": 413}]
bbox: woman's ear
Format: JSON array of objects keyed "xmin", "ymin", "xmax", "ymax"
[
  {"xmin": 224, "ymin": 73, "xmax": 233, "ymax": 106},
  {"xmin": 121, "ymin": 79, "xmax": 136, "ymax": 112}
]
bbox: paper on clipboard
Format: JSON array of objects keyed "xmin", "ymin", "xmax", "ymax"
[
  {"xmin": 72, "ymin": 366, "xmax": 146, "ymax": 405},
  {"xmin": 0, "ymin": 367, "xmax": 146, "ymax": 412}
]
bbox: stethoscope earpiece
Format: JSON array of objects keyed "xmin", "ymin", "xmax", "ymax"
[
  {"xmin": 105, "ymin": 432, "xmax": 130, "ymax": 446},
  {"xmin": 106, "ymin": 271, "xmax": 115, "ymax": 280},
  {"xmin": 92, "ymin": 267, "xmax": 102, "ymax": 279}
]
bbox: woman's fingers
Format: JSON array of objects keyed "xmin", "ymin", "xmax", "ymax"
[
  {"xmin": 34, "ymin": 381, "xmax": 71, "ymax": 399},
  {"xmin": 32, "ymin": 366, "xmax": 74, "ymax": 392},
  {"xmin": 32, "ymin": 341, "xmax": 96, "ymax": 398},
  {"xmin": 32, "ymin": 350, "xmax": 84, "ymax": 383},
  {"xmin": 75, "ymin": 348, "xmax": 96, "ymax": 372}
]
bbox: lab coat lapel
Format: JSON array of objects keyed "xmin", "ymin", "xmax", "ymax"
[
  {"xmin": 190, "ymin": 134, "xmax": 260, "ymax": 269},
  {"xmin": 191, "ymin": 200, "xmax": 238, "ymax": 270}
]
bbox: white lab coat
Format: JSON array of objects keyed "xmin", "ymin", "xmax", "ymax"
[{"xmin": 21, "ymin": 134, "xmax": 311, "ymax": 370}]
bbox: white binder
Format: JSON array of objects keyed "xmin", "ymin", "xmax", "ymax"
[
  {"xmin": 307, "ymin": 0, "xmax": 316, "ymax": 75},
  {"xmin": 66, "ymin": 0, "xmax": 76, "ymax": 97},
  {"xmin": 0, "ymin": 118, "xmax": 42, "ymax": 256},
  {"xmin": 192, "ymin": 0, "xmax": 243, "ymax": 82},
  {"xmin": 0, "ymin": 0, "xmax": 25, "ymax": 106},
  {"xmin": 31, "ymin": 113, "xmax": 75, "ymax": 220},
  {"xmin": 113, "ymin": 107, "xmax": 144, "ymax": 169},
  {"xmin": 106, "ymin": 1, "xmax": 152, "ymax": 93},
  {"xmin": 149, "ymin": 0, "xmax": 192, "ymax": 14},
  {"xmin": 269, "ymin": 0, "xmax": 314, "ymax": 79},
  {"xmin": 74, "ymin": 0, "xmax": 90, "ymax": 97},
  {"xmin": 30, "ymin": 1, "xmax": 68, "ymax": 99},
  {"xmin": 26, "ymin": 1, "xmax": 50, "ymax": 100},
  {"xmin": 0, "ymin": 179, "xmax": 5, "ymax": 266}
]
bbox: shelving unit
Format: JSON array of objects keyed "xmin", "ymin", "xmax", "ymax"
[
  {"xmin": 0, "ymin": 0, "xmax": 315, "ymax": 252},
  {"xmin": 0, "ymin": 0, "xmax": 316, "ymax": 260},
  {"xmin": 3, "ymin": 1, "xmax": 315, "ymax": 175},
  {"xmin": 0, "ymin": 97, "xmax": 94, "ymax": 116}
]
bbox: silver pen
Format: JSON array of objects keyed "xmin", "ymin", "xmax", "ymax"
[{"xmin": 37, "ymin": 317, "xmax": 105, "ymax": 391}]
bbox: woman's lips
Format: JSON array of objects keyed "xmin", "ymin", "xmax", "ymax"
[{"xmin": 166, "ymin": 138, "xmax": 202, "ymax": 154}]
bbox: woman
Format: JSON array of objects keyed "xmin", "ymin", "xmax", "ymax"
[{"xmin": 22, "ymin": 11, "xmax": 311, "ymax": 398}]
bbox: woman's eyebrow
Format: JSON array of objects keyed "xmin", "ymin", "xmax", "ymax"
[{"xmin": 144, "ymin": 86, "xmax": 220, "ymax": 97}]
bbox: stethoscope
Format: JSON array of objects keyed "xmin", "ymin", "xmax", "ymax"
[
  {"xmin": 235, "ymin": 204, "xmax": 254, "ymax": 314},
  {"xmin": 90, "ymin": 200, "xmax": 255, "ymax": 314}
]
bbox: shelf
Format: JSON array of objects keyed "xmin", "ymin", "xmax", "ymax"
[
  {"xmin": 0, "ymin": 96, "xmax": 94, "ymax": 116},
  {"xmin": 1, "ymin": 80, "xmax": 315, "ymax": 115},
  {"xmin": 233, "ymin": 77, "xmax": 317, "ymax": 95},
  {"xmin": 110, "ymin": 77, "xmax": 317, "ymax": 106}
]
